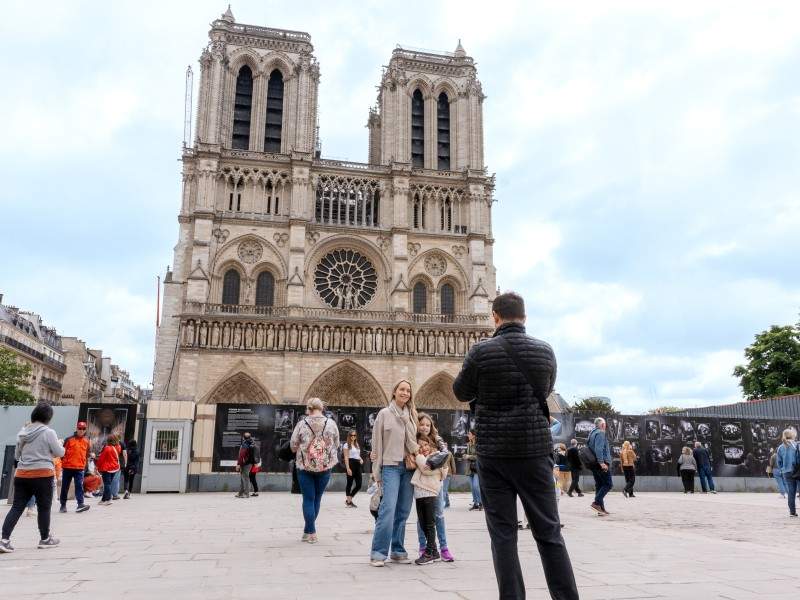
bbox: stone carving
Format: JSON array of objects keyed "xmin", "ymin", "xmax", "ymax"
[
  {"xmin": 237, "ymin": 240, "xmax": 263, "ymax": 264},
  {"xmin": 304, "ymin": 362, "xmax": 385, "ymax": 407},
  {"xmin": 315, "ymin": 249, "xmax": 378, "ymax": 309},
  {"xmin": 416, "ymin": 373, "xmax": 462, "ymax": 410},
  {"xmin": 182, "ymin": 318, "xmax": 489, "ymax": 358},
  {"xmin": 212, "ymin": 228, "xmax": 230, "ymax": 244},
  {"xmin": 273, "ymin": 232, "xmax": 289, "ymax": 248},
  {"xmin": 408, "ymin": 242, "xmax": 421, "ymax": 257},
  {"xmin": 452, "ymin": 245, "xmax": 467, "ymax": 258},
  {"xmin": 424, "ymin": 253, "xmax": 447, "ymax": 277},
  {"xmin": 376, "ymin": 235, "xmax": 392, "ymax": 255},
  {"xmin": 306, "ymin": 230, "xmax": 320, "ymax": 245}
]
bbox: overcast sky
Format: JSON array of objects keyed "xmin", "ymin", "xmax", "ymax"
[{"xmin": 2, "ymin": 1, "xmax": 798, "ymax": 412}]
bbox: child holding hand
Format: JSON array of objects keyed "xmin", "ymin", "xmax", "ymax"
[{"xmin": 411, "ymin": 434, "xmax": 448, "ymax": 565}]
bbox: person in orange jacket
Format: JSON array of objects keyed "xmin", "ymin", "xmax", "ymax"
[
  {"xmin": 59, "ymin": 422, "xmax": 91, "ymax": 513},
  {"xmin": 96, "ymin": 436, "xmax": 121, "ymax": 506}
]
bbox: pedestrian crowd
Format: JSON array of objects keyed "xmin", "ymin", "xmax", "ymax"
[{"xmin": 2, "ymin": 290, "xmax": 799, "ymax": 600}]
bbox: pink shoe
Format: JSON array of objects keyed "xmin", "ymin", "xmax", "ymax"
[{"xmin": 440, "ymin": 548, "xmax": 455, "ymax": 562}]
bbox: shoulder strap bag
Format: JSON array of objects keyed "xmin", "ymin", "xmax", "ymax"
[
  {"xmin": 791, "ymin": 443, "xmax": 800, "ymax": 481},
  {"xmin": 496, "ymin": 336, "xmax": 551, "ymax": 421}
]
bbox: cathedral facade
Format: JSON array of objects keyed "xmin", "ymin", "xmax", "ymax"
[{"xmin": 152, "ymin": 9, "xmax": 497, "ymax": 476}]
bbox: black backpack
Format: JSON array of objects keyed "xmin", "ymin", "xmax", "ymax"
[
  {"xmin": 251, "ymin": 441, "xmax": 261, "ymax": 465},
  {"xmin": 579, "ymin": 431, "xmax": 600, "ymax": 470}
]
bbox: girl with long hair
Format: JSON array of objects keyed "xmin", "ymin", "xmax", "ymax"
[
  {"xmin": 777, "ymin": 428, "xmax": 799, "ymax": 517},
  {"xmin": 343, "ymin": 430, "xmax": 363, "ymax": 507},
  {"xmin": 369, "ymin": 379, "xmax": 419, "ymax": 567},
  {"xmin": 415, "ymin": 412, "xmax": 455, "ymax": 562}
]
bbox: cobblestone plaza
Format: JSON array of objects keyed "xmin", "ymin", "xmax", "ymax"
[{"xmin": 1, "ymin": 491, "xmax": 795, "ymax": 599}]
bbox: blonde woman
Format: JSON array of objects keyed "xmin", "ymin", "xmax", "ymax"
[
  {"xmin": 776, "ymin": 429, "xmax": 799, "ymax": 517},
  {"xmin": 620, "ymin": 441, "xmax": 637, "ymax": 498},
  {"xmin": 290, "ymin": 397, "xmax": 340, "ymax": 543},
  {"xmin": 677, "ymin": 446, "xmax": 697, "ymax": 493},
  {"xmin": 369, "ymin": 380, "xmax": 419, "ymax": 567}
]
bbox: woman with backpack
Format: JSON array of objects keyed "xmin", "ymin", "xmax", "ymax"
[{"xmin": 290, "ymin": 397, "xmax": 340, "ymax": 543}]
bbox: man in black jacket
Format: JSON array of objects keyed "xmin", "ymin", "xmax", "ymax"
[
  {"xmin": 453, "ymin": 292, "xmax": 578, "ymax": 600},
  {"xmin": 566, "ymin": 439, "xmax": 584, "ymax": 497}
]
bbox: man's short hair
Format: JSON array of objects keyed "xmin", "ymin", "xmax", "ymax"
[
  {"xmin": 694, "ymin": 441, "xmax": 701, "ymax": 448},
  {"xmin": 594, "ymin": 417, "xmax": 606, "ymax": 428},
  {"xmin": 570, "ymin": 439, "xmax": 578, "ymax": 447},
  {"xmin": 492, "ymin": 292, "xmax": 526, "ymax": 321},
  {"xmin": 31, "ymin": 402, "xmax": 53, "ymax": 425}
]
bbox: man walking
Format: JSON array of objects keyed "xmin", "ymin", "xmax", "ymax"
[
  {"xmin": 234, "ymin": 432, "xmax": 255, "ymax": 498},
  {"xmin": 693, "ymin": 442, "xmax": 716, "ymax": 494},
  {"xmin": 588, "ymin": 418, "xmax": 612, "ymax": 516},
  {"xmin": 59, "ymin": 422, "xmax": 91, "ymax": 513},
  {"xmin": 453, "ymin": 292, "xmax": 578, "ymax": 600},
  {"xmin": 566, "ymin": 440, "xmax": 583, "ymax": 497}
]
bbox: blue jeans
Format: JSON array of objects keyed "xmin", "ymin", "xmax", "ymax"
[
  {"xmin": 100, "ymin": 472, "xmax": 115, "ymax": 502},
  {"xmin": 442, "ymin": 476, "xmax": 451, "ymax": 507},
  {"xmin": 416, "ymin": 485, "xmax": 448, "ymax": 550},
  {"xmin": 112, "ymin": 470, "xmax": 122, "ymax": 497},
  {"xmin": 592, "ymin": 467, "xmax": 613, "ymax": 509},
  {"xmin": 774, "ymin": 471, "xmax": 787, "ymax": 495},
  {"xmin": 698, "ymin": 465, "xmax": 715, "ymax": 492},
  {"xmin": 60, "ymin": 468, "xmax": 85, "ymax": 507},
  {"xmin": 297, "ymin": 469, "xmax": 331, "ymax": 534},
  {"xmin": 370, "ymin": 465, "xmax": 414, "ymax": 561},
  {"xmin": 785, "ymin": 474, "xmax": 798, "ymax": 516},
  {"xmin": 469, "ymin": 472, "xmax": 481, "ymax": 505}
]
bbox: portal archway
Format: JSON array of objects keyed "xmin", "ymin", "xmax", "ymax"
[
  {"xmin": 202, "ymin": 372, "xmax": 273, "ymax": 404},
  {"xmin": 416, "ymin": 372, "xmax": 461, "ymax": 410},
  {"xmin": 304, "ymin": 360, "xmax": 387, "ymax": 407}
]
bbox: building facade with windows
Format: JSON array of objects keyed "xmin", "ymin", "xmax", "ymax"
[
  {"xmin": 60, "ymin": 338, "xmax": 106, "ymax": 405},
  {"xmin": 152, "ymin": 9, "xmax": 497, "ymax": 476},
  {"xmin": 0, "ymin": 298, "xmax": 66, "ymax": 404}
]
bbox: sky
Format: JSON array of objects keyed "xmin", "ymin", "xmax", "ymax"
[{"xmin": 1, "ymin": 1, "xmax": 799, "ymax": 412}]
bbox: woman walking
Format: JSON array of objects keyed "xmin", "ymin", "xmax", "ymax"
[
  {"xmin": 96, "ymin": 436, "xmax": 121, "ymax": 506},
  {"xmin": 464, "ymin": 430, "xmax": 482, "ymax": 510},
  {"xmin": 343, "ymin": 430, "xmax": 363, "ymax": 507},
  {"xmin": 0, "ymin": 403, "xmax": 65, "ymax": 552},
  {"xmin": 123, "ymin": 440, "xmax": 139, "ymax": 500},
  {"xmin": 620, "ymin": 440, "xmax": 637, "ymax": 498},
  {"xmin": 776, "ymin": 429, "xmax": 799, "ymax": 517},
  {"xmin": 677, "ymin": 446, "xmax": 697, "ymax": 494},
  {"xmin": 290, "ymin": 398, "xmax": 340, "ymax": 542},
  {"xmin": 415, "ymin": 412, "xmax": 455, "ymax": 562},
  {"xmin": 555, "ymin": 444, "xmax": 571, "ymax": 494},
  {"xmin": 369, "ymin": 380, "xmax": 419, "ymax": 567}
]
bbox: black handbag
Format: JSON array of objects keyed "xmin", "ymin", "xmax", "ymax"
[
  {"xmin": 277, "ymin": 439, "xmax": 295, "ymax": 462},
  {"xmin": 578, "ymin": 444, "xmax": 599, "ymax": 471},
  {"xmin": 426, "ymin": 451, "xmax": 449, "ymax": 470}
]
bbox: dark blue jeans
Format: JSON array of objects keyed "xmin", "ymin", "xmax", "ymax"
[
  {"xmin": 297, "ymin": 469, "xmax": 331, "ymax": 534},
  {"xmin": 592, "ymin": 466, "xmax": 613, "ymax": 509},
  {"xmin": 698, "ymin": 465, "xmax": 715, "ymax": 492},
  {"xmin": 786, "ymin": 474, "xmax": 798, "ymax": 516},
  {"xmin": 60, "ymin": 468, "xmax": 85, "ymax": 507},
  {"xmin": 100, "ymin": 472, "xmax": 115, "ymax": 502}
]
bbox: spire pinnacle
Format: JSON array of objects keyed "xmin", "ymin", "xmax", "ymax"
[
  {"xmin": 454, "ymin": 39, "xmax": 466, "ymax": 57},
  {"xmin": 221, "ymin": 5, "xmax": 235, "ymax": 23}
]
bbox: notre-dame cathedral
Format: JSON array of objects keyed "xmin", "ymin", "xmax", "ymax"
[{"xmin": 152, "ymin": 8, "xmax": 497, "ymax": 477}]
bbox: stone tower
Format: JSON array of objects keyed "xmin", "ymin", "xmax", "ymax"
[{"xmin": 152, "ymin": 9, "xmax": 497, "ymax": 477}]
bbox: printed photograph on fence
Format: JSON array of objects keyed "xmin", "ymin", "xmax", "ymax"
[
  {"xmin": 646, "ymin": 419, "xmax": 660, "ymax": 441},
  {"xmin": 451, "ymin": 412, "xmax": 469, "ymax": 438},
  {"xmin": 80, "ymin": 405, "xmax": 135, "ymax": 455},
  {"xmin": 274, "ymin": 409, "xmax": 295, "ymax": 432},
  {"xmin": 720, "ymin": 421, "xmax": 743, "ymax": 443}
]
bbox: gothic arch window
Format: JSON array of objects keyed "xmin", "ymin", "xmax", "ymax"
[
  {"xmin": 440, "ymin": 195, "xmax": 452, "ymax": 231},
  {"xmin": 440, "ymin": 283, "xmax": 455, "ymax": 317},
  {"xmin": 437, "ymin": 92, "xmax": 451, "ymax": 170},
  {"xmin": 413, "ymin": 192, "xmax": 426, "ymax": 229},
  {"xmin": 255, "ymin": 271, "xmax": 275, "ymax": 307},
  {"xmin": 413, "ymin": 281, "xmax": 428, "ymax": 314},
  {"xmin": 232, "ymin": 65, "xmax": 253, "ymax": 150},
  {"xmin": 411, "ymin": 89, "xmax": 425, "ymax": 168},
  {"xmin": 265, "ymin": 70, "xmax": 284, "ymax": 152},
  {"xmin": 222, "ymin": 269, "xmax": 241, "ymax": 305},
  {"xmin": 228, "ymin": 179, "xmax": 243, "ymax": 211}
]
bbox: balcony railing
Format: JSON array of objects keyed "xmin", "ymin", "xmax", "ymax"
[
  {"xmin": 40, "ymin": 377, "xmax": 62, "ymax": 391},
  {"xmin": 183, "ymin": 302, "xmax": 490, "ymax": 326}
]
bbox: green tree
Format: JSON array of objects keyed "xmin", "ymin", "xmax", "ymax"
[
  {"xmin": 733, "ymin": 324, "xmax": 800, "ymax": 400},
  {"xmin": 571, "ymin": 396, "xmax": 619, "ymax": 415},
  {"xmin": 647, "ymin": 406, "xmax": 682, "ymax": 415},
  {"xmin": 0, "ymin": 347, "xmax": 36, "ymax": 405}
]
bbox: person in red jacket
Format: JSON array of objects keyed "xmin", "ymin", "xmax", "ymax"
[
  {"xmin": 59, "ymin": 422, "xmax": 91, "ymax": 513},
  {"xmin": 96, "ymin": 436, "xmax": 121, "ymax": 506}
]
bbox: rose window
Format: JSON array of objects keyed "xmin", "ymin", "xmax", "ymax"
[{"xmin": 314, "ymin": 249, "xmax": 378, "ymax": 309}]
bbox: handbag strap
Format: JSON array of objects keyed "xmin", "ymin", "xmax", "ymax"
[{"xmin": 496, "ymin": 336, "xmax": 551, "ymax": 422}]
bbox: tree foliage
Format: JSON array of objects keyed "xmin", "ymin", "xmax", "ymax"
[
  {"xmin": 572, "ymin": 396, "xmax": 619, "ymax": 415},
  {"xmin": 733, "ymin": 324, "xmax": 800, "ymax": 400},
  {"xmin": 0, "ymin": 347, "xmax": 36, "ymax": 405},
  {"xmin": 647, "ymin": 406, "xmax": 682, "ymax": 415}
]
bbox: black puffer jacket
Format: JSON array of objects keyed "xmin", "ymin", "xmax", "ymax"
[{"xmin": 453, "ymin": 322, "xmax": 556, "ymax": 458}]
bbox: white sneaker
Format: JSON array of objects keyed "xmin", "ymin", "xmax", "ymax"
[
  {"xmin": 370, "ymin": 559, "xmax": 385, "ymax": 567},
  {"xmin": 389, "ymin": 555, "xmax": 412, "ymax": 564},
  {"xmin": 301, "ymin": 533, "xmax": 310, "ymax": 542}
]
